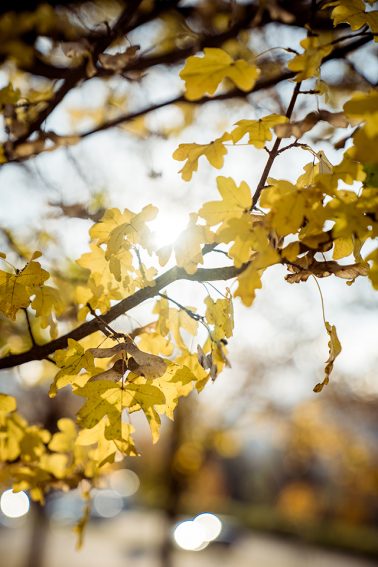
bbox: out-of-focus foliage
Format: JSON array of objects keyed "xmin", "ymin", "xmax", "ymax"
[{"xmin": 0, "ymin": 0, "xmax": 377, "ymax": 546}]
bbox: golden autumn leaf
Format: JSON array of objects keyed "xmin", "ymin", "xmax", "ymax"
[
  {"xmin": 173, "ymin": 136, "xmax": 229, "ymax": 181},
  {"xmin": 31, "ymin": 285, "xmax": 65, "ymax": 339},
  {"xmin": 180, "ymin": 47, "xmax": 260, "ymax": 100},
  {"xmin": 261, "ymin": 179, "xmax": 307, "ymax": 236},
  {"xmin": 204, "ymin": 293, "xmax": 234, "ymax": 341},
  {"xmin": 328, "ymin": 0, "xmax": 378, "ymax": 39},
  {"xmin": 333, "ymin": 237, "xmax": 354, "ymax": 260},
  {"xmin": 48, "ymin": 418, "xmax": 77, "ymax": 453},
  {"xmin": 0, "ymin": 393, "xmax": 17, "ymax": 414},
  {"xmin": 199, "ymin": 176, "xmax": 252, "ymax": 227},
  {"xmin": 230, "ymin": 114, "xmax": 288, "ymax": 148},
  {"xmin": 344, "ymin": 90, "xmax": 378, "ymax": 137},
  {"xmin": 0, "ymin": 260, "xmax": 49, "ymax": 320},
  {"xmin": 288, "ymin": 37, "xmax": 332, "ymax": 81},
  {"xmin": 49, "ymin": 339, "xmax": 96, "ymax": 397},
  {"xmin": 234, "ymin": 264, "xmax": 263, "ymax": 307}
]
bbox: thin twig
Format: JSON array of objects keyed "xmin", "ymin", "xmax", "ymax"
[
  {"xmin": 251, "ymin": 81, "xmax": 302, "ymax": 209},
  {"xmin": 23, "ymin": 308, "xmax": 37, "ymax": 347}
]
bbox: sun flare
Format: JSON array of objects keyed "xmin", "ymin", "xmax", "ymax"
[{"xmin": 151, "ymin": 211, "xmax": 188, "ymax": 249}]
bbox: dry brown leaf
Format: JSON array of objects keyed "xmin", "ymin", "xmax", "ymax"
[
  {"xmin": 99, "ymin": 46, "xmax": 140, "ymax": 72},
  {"xmin": 274, "ymin": 110, "xmax": 349, "ymax": 139},
  {"xmin": 313, "ymin": 322, "xmax": 342, "ymax": 393},
  {"xmin": 286, "ymin": 259, "xmax": 368, "ymax": 283},
  {"xmin": 88, "ymin": 340, "xmax": 166, "ymax": 380}
]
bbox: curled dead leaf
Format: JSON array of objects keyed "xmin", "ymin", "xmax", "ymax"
[
  {"xmin": 286, "ymin": 259, "xmax": 368, "ymax": 284},
  {"xmin": 274, "ymin": 110, "xmax": 349, "ymax": 139},
  {"xmin": 88, "ymin": 339, "xmax": 166, "ymax": 380},
  {"xmin": 99, "ymin": 46, "xmax": 140, "ymax": 72},
  {"xmin": 314, "ymin": 322, "xmax": 342, "ymax": 393}
]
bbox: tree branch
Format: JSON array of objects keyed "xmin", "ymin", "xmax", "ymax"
[
  {"xmin": 13, "ymin": 0, "xmax": 144, "ymax": 146},
  {"xmin": 0, "ymin": 262, "xmax": 248, "ymax": 371},
  {"xmin": 251, "ymin": 81, "xmax": 302, "ymax": 208},
  {"xmin": 3, "ymin": 33, "xmax": 371, "ymax": 166}
]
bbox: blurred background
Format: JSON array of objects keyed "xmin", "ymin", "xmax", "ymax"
[{"xmin": 0, "ymin": 1, "xmax": 377, "ymax": 566}]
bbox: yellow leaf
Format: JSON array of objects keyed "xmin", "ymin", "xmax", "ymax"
[
  {"xmin": 125, "ymin": 381, "xmax": 166, "ymax": 413},
  {"xmin": 173, "ymin": 136, "xmax": 229, "ymax": 181},
  {"xmin": 0, "ymin": 260, "xmax": 49, "ymax": 320},
  {"xmin": 344, "ymin": 90, "xmax": 378, "ymax": 137},
  {"xmin": 366, "ymin": 247, "xmax": 378, "ymax": 289},
  {"xmin": 329, "ymin": 0, "xmax": 378, "ymax": 39},
  {"xmin": 230, "ymin": 114, "xmax": 288, "ymax": 148},
  {"xmin": 261, "ymin": 179, "xmax": 307, "ymax": 236},
  {"xmin": 219, "ymin": 218, "xmax": 278, "ymax": 268},
  {"xmin": 234, "ymin": 264, "xmax": 262, "ymax": 307},
  {"xmin": 48, "ymin": 418, "xmax": 77, "ymax": 453},
  {"xmin": 199, "ymin": 176, "xmax": 251, "ymax": 227},
  {"xmin": 75, "ymin": 380, "xmax": 123, "ymax": 429},
  {"xmin": 154, "ymin": 363, "xmax": 196, "ymax": 418},
  {"xmin": 180, "ymin": 47, "xmax": 260, "ymax": 100},
  {"xmin": 40, "ymin": 453, "xmax": 69, "ymax": 479},
  {"xmin": 31, "ymin": 285, "xmax": 65, "ymax": 339},
  {"xmin": 0, "ymin": 393, "xmax": 17, "ymax": 414},
  {"xmin": 288, "ymin": 37, "xmax": 332, "ymax": 81},
  {"xmin": 138, "ymin": 332, "xmax": 174, "ymax": 356},
  {"xmin": 204, "ymin": 293, "xmax": 234, "ymax": 341},
  {"xmin": 49, "ymin": 339, "xmax": 96, "ymax": 397},
  {"xmin": 333, "ymin": 237, "xmax": 354, "ymax": 260}
]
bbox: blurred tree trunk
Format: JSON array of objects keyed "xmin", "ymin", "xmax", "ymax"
[
  {"xmin": 159, "ymin": 403, "xmax": 186, "ymax": 567},
  {"xmin": 25, "ymin": 500, "xmax": 48, "ymax": 567}
]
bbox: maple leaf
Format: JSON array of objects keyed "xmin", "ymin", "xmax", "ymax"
[
  {"xmin": 49, "ymin": 339, "xmax": 96, "ymax": 397},
  {"xmin": 31, "ymin": 285, "xmax": 65, "ymax": 339},
  {"xmin": 260, "ymin": 179, "xmax": 307, "ymax": 236},
  {"xmin": 0, "ymin": 394, "xmax": 17, "ymax": 414},
  {"xmin": 313, "ymin": 322, "xmax": 342, "ymax": 392},
  {"xmin": 219, "ymin": 219, "xmax": 278, "ymax": 269},
  {"xmin": 105, "ymin": 205, "xmax": 157, "ymax": 257},
  {"xmin": 173, "ymin": 136, "xmax": 229, "ymax": 181},
  {"xmin": 230, "ymin": 114, "xmax": 288, "ymax": 148},
  {"xmin": 288, "ymin": 37, "xmax": 332, "ymax": 81},
  {"xmin": 366, "ymin": 247, "xmax": 378, "ymax": 289},
  {"xmin": 75, "ymin": 380, "xmax": 123, "ymax": 429},
  {"xmin": 234, "ymin": 264, "xmax": 263, "ymax": 307},
  {"xmin": 204, "ymin": 293, "xmax": 234, "ymax": 341},
  {"xmin": 0, "ymin": 260, "xmax": 49, "ymax": 320},
  {"xmin": 199, "ymin": 176, "xmax": 252, "ymax": 227},
  {"xmin": 344, "ymin": 90, "xmax": 378, "ymax": 137},
  {"xmin": 153, "ymin": 297, "xmax": 198, "ymax": 350},
  {"xmin": 333, "ymin": 237, "xmax": 354, "ymax": 260},
  {"xmin": 153, "ymin": 363, "xmax": 196, "ymax": 419},
  {"xmin": 180, "ymin": 47, "xmax": 260, "ymax": 100},
  {"xmin": 77, "ymin": 376, "xmax": 166, "ymax": 443},
  {"xmin": 48, "ymin": 418, "xmax": 77, "ymax": 453},
  {"xmin": 328, "ymin": 0, "xmax": 378, "ymax": 39}
]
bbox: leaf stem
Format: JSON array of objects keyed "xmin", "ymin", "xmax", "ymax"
[
  {"xmin": 23, "ymin": 308, "xmax": 37, "ymax": 347},
  {"xmin": 312, "ymin": 275, "xmax": 327, "ymax": 327}
]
